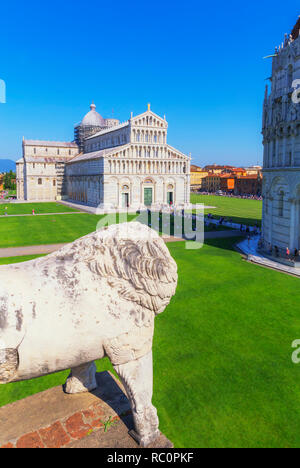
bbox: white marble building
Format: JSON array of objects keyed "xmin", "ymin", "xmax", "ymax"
[
  {"xmin": 16, "ymin": 139, "xmax": 78, "ymax": 201},
  {"xmin": 67, "ymin": 105, "xmax": 190, "ymax": 210},
  {"xmin": 17, "ymin": 104, "xmax": 191, "ymax": 210},
  {"xmin": 262, "ymin": 17, "xmax": 300, "ymax": 251}
]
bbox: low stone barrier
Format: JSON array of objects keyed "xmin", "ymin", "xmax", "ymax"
[{"xmin": 0, "ymin": 371, "xmax": 172, "ymax": 449}]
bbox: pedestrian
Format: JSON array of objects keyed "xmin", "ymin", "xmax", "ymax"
[
  {"xmin": 32, "ymin": 209, "xmax": 35, "ymax": 215},
  {"xmin": 247, "ymin": 235, "xmax": 251, "ymax": 247},
  {"xmin": 274, "ymin": 245, "xmax": 279, "ymax": 258},
  {"xmin": 286, "ymin": 247, "xmax": 290, "ymax": 259}
]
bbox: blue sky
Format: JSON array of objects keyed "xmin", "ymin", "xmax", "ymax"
[{"xmin": 0, "ymin": 1, "xmax": 299, "ymax": 166}]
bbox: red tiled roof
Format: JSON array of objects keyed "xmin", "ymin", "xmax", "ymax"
[
  {"xmin": 190, "ymin": 164, "xmax": 202, "ymax": 171},
  {"xmin": 236, "ymin": 175, "xmax": 259, "ymax": 180},
  {"xmin": 23, "ymin": 140, "xmax": 78, "ymax": 148}
]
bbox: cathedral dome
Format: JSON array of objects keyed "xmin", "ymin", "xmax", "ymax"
[{"xmin": 81, "ymin": 103, "xmax": 105, "ymax": 127}]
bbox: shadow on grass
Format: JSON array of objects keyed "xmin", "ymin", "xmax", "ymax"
[
  {"xmin": 203, "ymin": 214, "xmax": 261, "ymax": 227},
  {"xmin": 203, "ymin": 236, "xmax": 245, "ymax": 253}
]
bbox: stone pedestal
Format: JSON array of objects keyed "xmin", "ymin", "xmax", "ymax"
[{"xmin": 0, "ymin": 371, "xmax": 173, "ymax": 449}]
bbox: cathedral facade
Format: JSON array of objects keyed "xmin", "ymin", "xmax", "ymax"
[
  {"xmin": 262, "ymin": 17, "xmax": 300, "ymax": 252},
  {"xmin": 17, "ymin": 104, "xmax": 190, "ymax": 210}
]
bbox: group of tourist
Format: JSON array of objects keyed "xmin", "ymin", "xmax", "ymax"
[
  {"xmin": 0, "ymin": 190, "xmax": 13, "ymax": 201},
  {"xmin": 2, "ymin": 207, "xmax": 36, "ymax": 216},
  {"xmin": 239, "ymin": 224, "xmax": 260, "ymax": 235},
  {"xmin": 198, "ymin": 191, "xmax": 262, "ymax": 200},
  {"xmin": 264, "ymin": 242, "xmax": 300, "ymax": 262}
]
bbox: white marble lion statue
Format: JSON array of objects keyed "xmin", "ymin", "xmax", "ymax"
[{"xmin": 0, "ymin": 222, "xmax": 178, "ymax": 446}]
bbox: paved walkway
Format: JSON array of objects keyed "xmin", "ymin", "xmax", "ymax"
[
  {"xmin": 204, "ymin": 230, "xmax": 243, "ymax": 239},
  {"xmin": 0, "ymin": 239, "xmax": 185, "ymax": 258},
  {"xmin": 0, "ymin": 237, "xmax": 187, "ymax": 258},
  {"xmin": 0, "ymin": 231, "xmax": 243, "ymax": 259},
  {"xmin": 58, "ymin": 200, "xmax": 218, "ymax": 215},
  {"xmin": 58, "ymin": 201, "xmax": 105, "ymax": 214},
  {"xmin": 237, "ymin": 236, "xmax": 300, "ymax": 277},
  {"xmin": 0, "ymin": 244, "xmax": 67, "ymax": 258}
]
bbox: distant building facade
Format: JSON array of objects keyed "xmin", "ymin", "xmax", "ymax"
[
  {"xmin": 190, "ymin": 165, "xmax": 208, "ymax": 189},
  {"xmin": 200, "ymin": 166, "xmax": 261, "ymax": 195},
  {"xmin": 262, "ymin": 17, "xmax": 300, "ymax": 250},
  {"xmin": 17, "ymin": 140, "xmax": 78, "ymax": 201},
  {"xmin": 234, "ymin": 174, "xmax": 262, "ymax": 196},
  {"xmin": 220, "ymin": 174, "xmax": 235, "ymax": 192},
  {"xmin": 244, "ymin": 165, "xmax": 262, "ymax": 176},
  {"xmin": 17, "ymin": 104, "xmax": 191, "ymax": 209}
]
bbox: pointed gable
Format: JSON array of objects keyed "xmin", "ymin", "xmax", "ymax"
[{"xmin": 131, "ymin": 110, "xmax": 168, "ymax": 128}]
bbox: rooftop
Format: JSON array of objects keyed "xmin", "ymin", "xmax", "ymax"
[
  {"xmin": 23, "ymin": 140, "xmax": 78, "ymax": 148},
  {"xmin": 67, "ymin": 144, "xmax": 130, "ymax": 163},
  {"xmin": 236, "ymin": 174, "xmax": 260, "ymax": 180},
  {"xmin": 24, "ymin": 157, "xmax": 72, "ymax": 163},
  {"xmin": 191, "ymin": 164, "xmax": 203, "ymax": 171}
]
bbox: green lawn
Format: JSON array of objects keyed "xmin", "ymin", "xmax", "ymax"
[
  {"xmin": 0, "ymin": 202, "xmax": 78, "ymax": 215},
  {"xmin": 0, "ymin": 254, "xmax": 45, "ymax": 265},
  {"xmin": 3, "ymin": 189, "xmax": 17, "ymax": 199},
  {"xmin": 191, "ymin": 194, "xmax": 262, "ymax": 226},
  {"xmin": 0, "ymin": 212, "xmax": 230, "ymax": 248},
  {"xmin": 1, "ymin": 239, "xmax": 300, "ymax": 447},
  {"xmin": 0, "ymin": 214, "xmax": 111, "ymax": 247}
]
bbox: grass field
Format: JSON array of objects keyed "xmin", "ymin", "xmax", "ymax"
[
  {"xmin": 191, "ymin": 194, "xmax": 262, "ymax": 226},
  {"xmin": 0, "ymin": 212, "xmax": 230, "ymax": 248},
  {"xmin": 0, "ymin": 214, "xmax": 104, "ymax": 247},
  {"xmin": 1, "ymin": 239, "xmax": 300, "ymax": 447},
  {"xmin": 0, "ymin": 213, "xmax": 133, "ymax": 248},
  {"xmin": 0, "ymin": 202, "xmax": 78, "ymax": 216},
  {"xmin": 0, "ymin": 254, "xmax": 45, "ymax": 265}
]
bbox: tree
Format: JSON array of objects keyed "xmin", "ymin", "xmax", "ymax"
[{"xmin": 3, "ymin": 171, "xmax": 16, "ymax": 190}]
